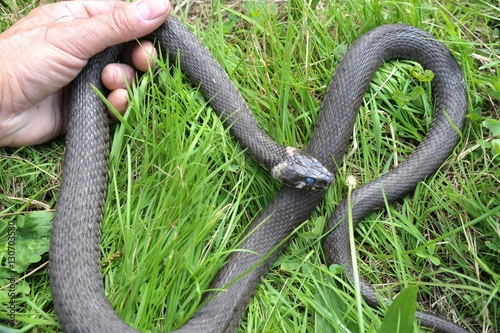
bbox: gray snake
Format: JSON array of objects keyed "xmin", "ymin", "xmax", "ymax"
[{"xmin": 49, "ymin": 17, "xmax": 468, "ymax": 332}]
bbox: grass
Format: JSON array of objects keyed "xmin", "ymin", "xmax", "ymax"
[{"xmin": 1, "ymin": 0, "xmax": 499, "ymax": 332}]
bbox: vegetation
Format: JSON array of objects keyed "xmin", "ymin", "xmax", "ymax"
[{"xmin": 1, "ymin": 0, "xmax": 498, "ymax": 332}]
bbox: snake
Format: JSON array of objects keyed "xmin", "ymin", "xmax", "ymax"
[{"xmin": 48, "ymin": 15, "xmax": 468, "ymax": 333}]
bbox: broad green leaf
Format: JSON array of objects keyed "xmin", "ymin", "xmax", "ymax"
[
  {"xmin": 483, "ymin": 118, "xmax": 500, "ymax": 136},
  {"xmin": 392, "ymin": 86, "xmax": 424, "ymax": 103},
  {"xmin": 380, "ymin": 286, "xmax": 418, "ymax": 333},
  {"xmin": 412, "ymin": 68, "xmax": 435, "ymax": 82},
  {"xmin": 1, "ymin": 211, "xmax": 53, "ymax": 273},
  {"xmin": 329, "ymin": 264, "xmax": 345, "ymax": 275}
]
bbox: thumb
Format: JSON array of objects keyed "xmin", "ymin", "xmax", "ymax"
[{"xmin": 56, "ymin": 0, "xmax": 171, "ymax": 60}]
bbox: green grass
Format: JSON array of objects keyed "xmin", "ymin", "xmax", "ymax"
[{"xmin": 1, "ymin": 0, "xmax": 499, "ymax": 332}]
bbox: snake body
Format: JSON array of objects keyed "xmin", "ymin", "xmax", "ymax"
[{"xmin": 49, "ymin": 17, "xmax": 468, "ymax": 332}]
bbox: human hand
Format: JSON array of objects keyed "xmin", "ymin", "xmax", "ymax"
[{"xmin": 0, "ymin": 0, "xmax": 171, "ymax": 147}]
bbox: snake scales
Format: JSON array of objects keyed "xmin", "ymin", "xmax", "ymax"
[{"xmin": 49, "ymin": 16, "xmax": 468, "ymax": 333}]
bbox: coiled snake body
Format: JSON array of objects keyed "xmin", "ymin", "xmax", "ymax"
[{"xmin": 49, "ymin": 17, "xmax": 468, "ymax": 333}]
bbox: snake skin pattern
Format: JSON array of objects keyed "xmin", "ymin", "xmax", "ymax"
[{"xmin": 49, "ymin": 17, "xmax": 468, "ymax": 333}]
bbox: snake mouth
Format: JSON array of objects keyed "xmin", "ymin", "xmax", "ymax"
[{"xmin": 283, "ymin": 171, "xmax": 334, "ymax": 191}]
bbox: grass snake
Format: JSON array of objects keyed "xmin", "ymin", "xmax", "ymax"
[{"xmin": 49, "ymin": 17, "xmax": 468, "ymax": 333}]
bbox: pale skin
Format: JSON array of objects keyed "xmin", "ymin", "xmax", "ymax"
[{"xmin": 0, "ymin": 0, "xmax": 171, "ymax": 147}]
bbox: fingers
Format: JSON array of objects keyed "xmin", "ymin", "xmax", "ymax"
[
  {"xmin": 103, "ymin": 40, "xmax": 156, "ymax": 118},
  {"xmin": 107, "ymin": 89, "xmax": 129, "ymax": 121},
  {"xmin": 102, "ymin": 64, "xmax": 135, "ymax": 91},
  {"xmin": 50, "ymin": 0, "xmax": 165, "ymax": 119},
  {"xmin": 51, "ymin": 0, "xmax": 170, "ymax": 60},
  {"xmin": 102, "ymin": 63, "xmax": 133, "ymax": 119},
  {"xmin": 102, "ymin": 40, "xmax": 156, "ymax": 90},
  {"xmin": 121, "ymin": 40, "xmax": 157, "ymax": 72}
]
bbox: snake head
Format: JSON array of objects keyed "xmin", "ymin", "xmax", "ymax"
[{"xmin": 271, "ymin": 147, "xmax": 333, "ymax": 191}]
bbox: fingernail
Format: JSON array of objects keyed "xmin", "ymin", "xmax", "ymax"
[{"xmin": 137, "ymin": 0, "xmax": 169, "ymax": 20}]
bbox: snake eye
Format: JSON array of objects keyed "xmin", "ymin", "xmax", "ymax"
[{"xmin": 305, "ymin": 177, "xmax": 315, "ymax": 185}]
